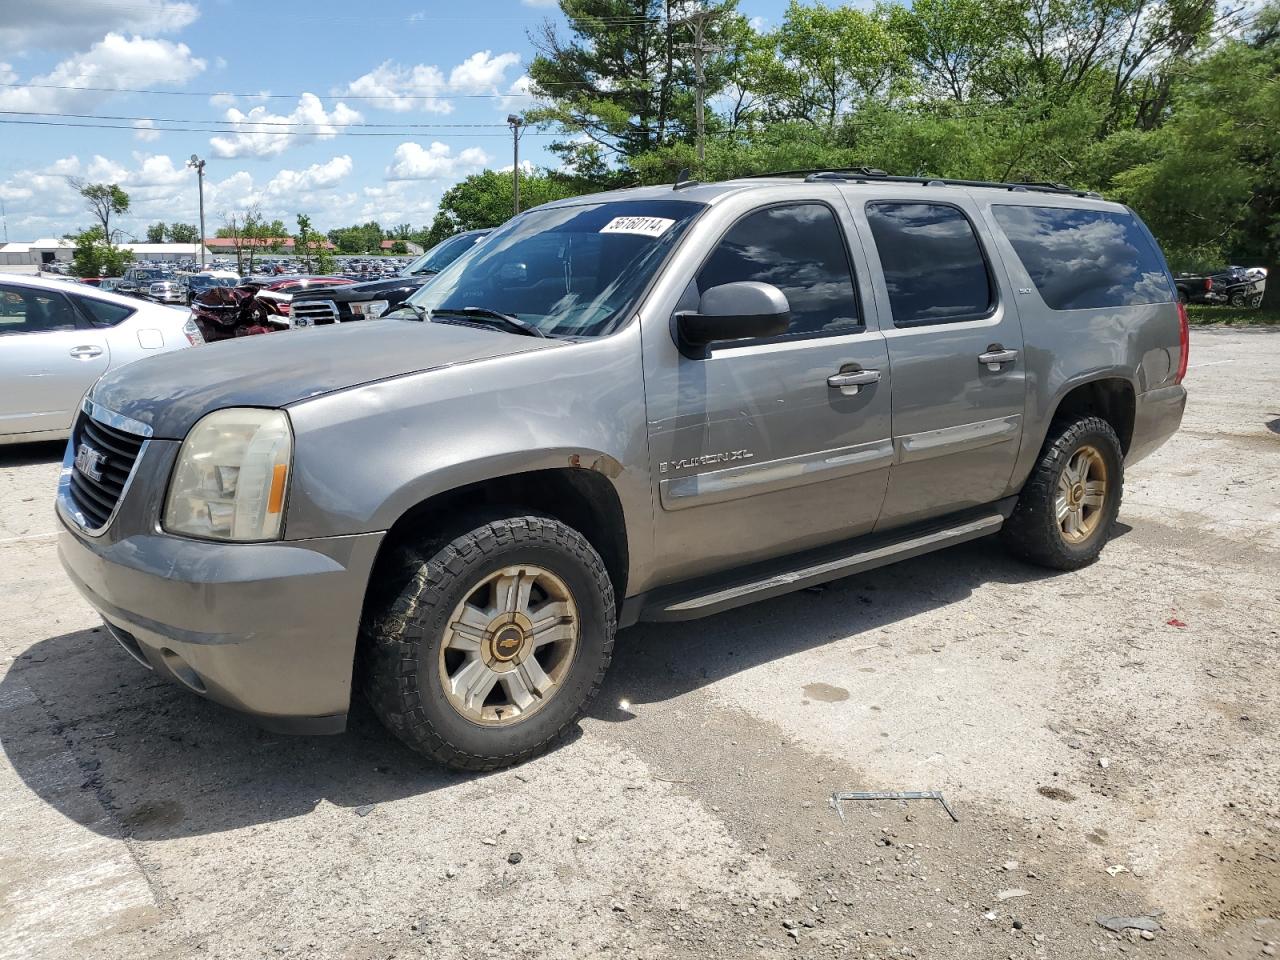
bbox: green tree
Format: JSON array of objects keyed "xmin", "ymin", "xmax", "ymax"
[
  {"xmin": 747, "ymin": 1, "xmax": 913, "ymax": 127},
  {"xmin": 68, "ymin": 179, "xmax": 130, "ymax": 243},
  {"xmin": 166, "ymin": 222, "xmax": 200, "ymax": 244},
  {"xmin": 526, "ymin": 0, "xmax": 744, "ymax": 176},
  {"xmin": 294, "ymin": 214, "xmax": 335, "ymax": 274},
  {"xmin": 1111, "ymin": 4, "xmax": 1279, "ymax": 297},
  {"xmin": 145, "ymin": 222, "xmax": 167, "ymax": 243},
  {"xmin": 218, "ymin": 206, "xmax": 283, "ymax": 274},
  {"xmin": 68, "ymin": 227, "xmax": 134, "ymax": 278},
  {"xmin": 424, "ymin": 169, "xmax": 584, "ymax": 245}
]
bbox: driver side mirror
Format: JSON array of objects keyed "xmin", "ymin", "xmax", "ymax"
[{"xmin": 676, "ymin": 281, "xmax": 791, "ymax": 357}]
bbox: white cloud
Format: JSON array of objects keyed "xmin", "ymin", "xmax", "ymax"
[
  {"xmin": 521, "ymin": 0, "xmax": 559, "ymax": 6},
  {"xmin": 0, "ymin": 33, "xmax": 206, "ymax": 113},
  {"xmin": 343, "ymin": 61, "xmax": 452, "ymax": 114},
  {"xmin": 0, "ymin": 1, "xmax": 198, "ymax": 55},
  {"xmin": 209, "ymin": 92, "xmax": 238, "ymax": 108},
  {"xmin": 344, "ymin": 50, "xmax": 521, "ymax": 113},
  {"xmin": 449, "ymin": 51, "xmax": 522, "ymax": 94},
  {"xmin": 357, "ymin": 181, "xmax": 439, "ymax": 224},
  {"xmin": 208, "ymin": 94, "xmax": 363, "ymax": 159},
  {"xmin": 134, "ymin": 119, "xmax": 161, "ymax": 142},
  {"xmin": 501, "ymin": 74, "xmax": 536, "ymax": 111},
  {"xmin": 265, "ymin": 156, "xmax": 354, "ymax": 195},
  {"xmin": 385, "ymin": 142, "xmax": 491, "ymax": 181}
]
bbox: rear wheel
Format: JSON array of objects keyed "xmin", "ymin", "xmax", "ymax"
[
  {"xmin": 361, "ymin": 513, "xmax": 615, "ymax": 770},
  {"xmin": 1002, "ymin": 416, "xmax": 1124, "ymax": 570}
]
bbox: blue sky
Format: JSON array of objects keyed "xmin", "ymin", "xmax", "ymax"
[{"xmin": 0, "ymin": 0, "xmax": 785, "ymax": 241}]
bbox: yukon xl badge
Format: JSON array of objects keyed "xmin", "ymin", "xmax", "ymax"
[
  {"xmin": 660, "ymin": 449, "xmax": 754, "ymax": 474},
  {"xmin": 73, "ymin": 442, "xmax": 107, "ymax": 482}
]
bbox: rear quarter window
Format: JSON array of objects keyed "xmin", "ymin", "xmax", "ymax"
[
  {"xmin": 991, "ymin": 205, "xmax": 1173, "ymax": 310},
  {"xmin": 77, "ymin": 295, "xmax": 136, "ymax": 328}
]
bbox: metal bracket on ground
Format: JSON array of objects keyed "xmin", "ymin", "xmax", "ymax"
[{"xmin": 829, "ymin": 790, "xmax": 959, "ymax": 823}]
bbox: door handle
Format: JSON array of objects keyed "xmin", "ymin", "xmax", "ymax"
[
  {"xmin": 827, "ymin": 368, "xmax": 881, "ymax": 395},
  {"xmin": 977, "ymin": 346, "xmax": 1018, "ymax": 370},
  {"xmin": 69, "ymin": 345, "xmax": 103, "ymax": 360}
]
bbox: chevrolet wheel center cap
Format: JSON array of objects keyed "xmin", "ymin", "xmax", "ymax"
[{"xmin": 492, "ymin": 626, "xmax": 524, "ymax": 662}]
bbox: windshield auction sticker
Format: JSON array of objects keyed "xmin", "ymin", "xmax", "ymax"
[{"xmin": 599, "ymin": 216, "xmax": 676, "ymax": 238}]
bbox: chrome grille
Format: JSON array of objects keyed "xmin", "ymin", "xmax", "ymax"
[
  {"xmin": 66, "ymin": 413, "xmax": 145, "ymax": 531},
  {"xmin": 291, "ymin": 299, "xmax": 340, "ymax": 327}
]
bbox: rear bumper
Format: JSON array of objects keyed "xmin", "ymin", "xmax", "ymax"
[
  {"xmin": 1127, "ymin": 383, "xmax": 1187, "ymax": 465},
  {"xmin": 58, "ymin": 517, "xmax": 384, "ymax": 734}
]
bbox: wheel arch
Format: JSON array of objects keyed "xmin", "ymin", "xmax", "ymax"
[
  {"xmin": 362, "ymin": 464, "xmax": 631, "ymax": 623},
  {"xmin": 1049, "ymin": 376, "xmax": 1136, "ymax": 455},
  {"xmin": 1010, "ymin": 373, "xmax": 1137, "ymax": 494}
]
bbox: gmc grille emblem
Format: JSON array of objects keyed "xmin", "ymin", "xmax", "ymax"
[{"xmin": 74, "ymin": 442, "xmax": 107, "ymax": 482}]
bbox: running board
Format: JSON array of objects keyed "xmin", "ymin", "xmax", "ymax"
[{"xmin": 637, "ymin": 512, "xmax": 1005, "ymax": 622}]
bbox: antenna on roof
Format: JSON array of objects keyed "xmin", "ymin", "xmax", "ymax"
[{"xmin": 674, "ymin": 168, "xmax": 699, "ymax": 190}]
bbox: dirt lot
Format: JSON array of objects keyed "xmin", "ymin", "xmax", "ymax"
[{"xmin": 1, "ymin": 327, "xmax": 1277, "ymax": 960}]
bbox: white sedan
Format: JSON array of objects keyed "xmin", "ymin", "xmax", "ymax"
[{"xmin": 0, "ymin": 274, "xmax": 203, "ymax": 445}]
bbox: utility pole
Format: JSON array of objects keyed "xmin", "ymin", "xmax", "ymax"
[
  {"xmin": 676, "ymin": 6, "xmax": 725, "ymax": 167},
  {"xmin": 187, "ymin": 154, "xmax": 207, "ymax": 268},
  {"xmin": 506, "ymin": 114, "xmax": 524, "ymax": 215}
]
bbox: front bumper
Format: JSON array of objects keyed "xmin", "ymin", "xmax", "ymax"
[{"xmin": 57, "ymin": 512, "xmax": 383, "ymax": 735}]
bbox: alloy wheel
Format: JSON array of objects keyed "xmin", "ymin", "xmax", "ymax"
[
  {"xmin": 1056, "ymin": 445, "xmax": 1108, "ymax": 544},
  {"xmin": 438, "ymin": 565, "xmax": 580, "ymax": 726}
]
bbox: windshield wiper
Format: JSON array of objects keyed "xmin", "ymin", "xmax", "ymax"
[
  {"xmin": 430, "ymin": 306, "xmax": 546, "ymax": 338},
  {"xmin": 386, "ymin": 301, "xmax": 428, "ymax": 320},
  {"xmin": 408, "ymin": 267, "xmax": 439, "ymax": 277}
]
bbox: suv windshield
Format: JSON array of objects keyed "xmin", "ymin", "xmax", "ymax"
[
  {"xmin": 405, "ymin": 199, "xmax": 704, "ymax": 338},
  {"xmin": 403, "ymin": 232, "xmax": 488, "ymax": 276}
]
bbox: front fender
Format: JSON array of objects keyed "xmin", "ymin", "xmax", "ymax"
[{"xmin": 280, "ymin": 326, "xmax": 652, "ymax": 572}]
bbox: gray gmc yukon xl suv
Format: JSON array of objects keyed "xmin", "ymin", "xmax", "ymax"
[{"xmin": 56, "ymin": 172, "xmax": 1188, "ymax": 770}]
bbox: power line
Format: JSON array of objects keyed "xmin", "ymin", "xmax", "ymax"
[
  {"xmin": 0, "ymin": 117, "xmax": 566, "ymax": 137},
  {"xmin": 0, "ymin": 109, "xmax": 524, "ymax": 129},
  {"xmin": 0, "ymin": 78, "xmax": 654, "ymax": 100}
]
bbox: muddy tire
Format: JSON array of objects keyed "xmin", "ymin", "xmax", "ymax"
[
  {"xmin": 360, "ymin": 512, "xmax": 615, "ymax": 771},
  {"xmin": 1002, "ymin": 416, "xmax": 1124, "ymax": 571}
]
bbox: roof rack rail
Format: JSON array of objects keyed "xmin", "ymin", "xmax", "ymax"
[{"xmin": 737, "ymin": 168, "xmax": 1101, "ymax": 198}]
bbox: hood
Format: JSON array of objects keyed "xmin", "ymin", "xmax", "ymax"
[
  {"xmin": 90, "ymin": 319, "xmax": 561, "ymax": 439},
  {"xmin": 292, "ymin": 275, "xmax": 428, "ymax": 302}
]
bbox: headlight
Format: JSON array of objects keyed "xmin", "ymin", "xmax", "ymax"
[
  {"xmin": 350, "ymin": 299, "xmax": 389, "ymax": 318},
  {"xmin": 164, "ymin": 408, "xmax": 292, "ymax": 541}
]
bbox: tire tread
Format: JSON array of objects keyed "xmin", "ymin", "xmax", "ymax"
[{"xmin": 360, "ymin": 514, "xmax": 615, "ymax": 771}]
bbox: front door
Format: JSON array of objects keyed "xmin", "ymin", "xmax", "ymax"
[
  {"xmin": 0, "ymin": 283, "xmax": 109, "ymax": 436},
  {"xmin": 850, "ymin": 197, "xmax": 1027, "ymax": 530},
  {"xmin": 644, "ymin": 198, "xmax": 894, "ymax": 585}
]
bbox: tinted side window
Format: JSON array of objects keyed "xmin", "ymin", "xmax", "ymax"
[
  {"xmin": 865, "ymin": 202, "xmax": 993, "ymax": 326},
  {"xmin": 697, "ymin": 203, "xmax": 860, "ymax": 338},
  {"xmin": 0, "ymin": 285, "xmax": 79, "ymax": 334},
  {"xmin": 77, "ymin": 295, "xmax": 135, "ymax": 327},
  {"xmin": 992, "ymin": 205, "xmax": 1174, "ymax": 309}
]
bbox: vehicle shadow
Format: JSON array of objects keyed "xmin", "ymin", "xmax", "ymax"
[
  {"xmin": 0, "ymin": 533, "xmax": 1081, "ymax": 841},
  {"xmin": 0, "ymin": 440, "xmax": 65, "ymax": 467}
]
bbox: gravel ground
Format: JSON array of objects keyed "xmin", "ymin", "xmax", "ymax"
[{"xmin": 1, "ymin": 327, "xmax": 1277, "ymax": 960}]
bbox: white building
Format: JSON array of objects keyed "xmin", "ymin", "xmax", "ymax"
[
  {"xmin": 0, "ymin": 238, "xmax": 75, "ymax": 267},
  {"xmin": 0, "ymin": 239, "xmax": 211, "ymax": 269},
  {"xmin": 120, "ymin": 242, "xmax": 211, "ymax": 263}
]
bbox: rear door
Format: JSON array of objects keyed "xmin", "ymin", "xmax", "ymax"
[
  {"xmin": 0, "ymin": 283, "xmax": 109, "ymax": 437},
  {"xmin": 849, "ymin": 194, "xmax": 1027, "ymax": 529},
  {"xmin": 643, "ymin": 193, "xmax": 894, "ymax": 583}
]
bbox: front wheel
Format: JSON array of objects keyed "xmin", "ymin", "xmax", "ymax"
[
  {"xmin": 360, "ymin": 513, "xmax": 615, "ymax": 770},
  {"xmin": 1002, "ymin": 416, "xmax": 1124, "ymax": 570}
]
